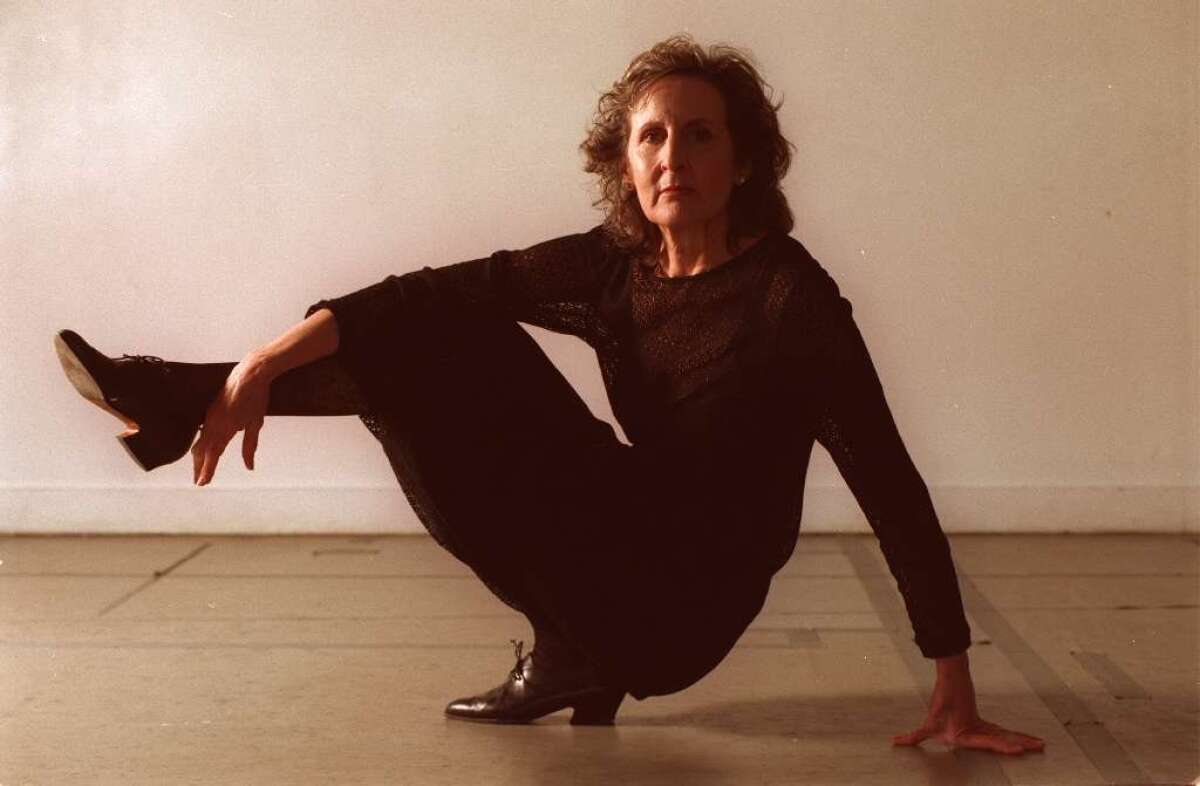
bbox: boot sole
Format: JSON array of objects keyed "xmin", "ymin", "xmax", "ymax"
[
  {"xmin": 54, "ymin": 330, "xmax": 154, "ymax": 472},
  {"xmin": 444, "ymin": 715, "xmax": 617, "ymax": 726},
  {"xmin": 443, "ymin": 686, "xmax": 623, "ymax": 726}
]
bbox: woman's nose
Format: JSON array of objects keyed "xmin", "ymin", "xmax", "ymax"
[{"xmin": 662, "ymin": 134, "xmax": 687, "ymax": 170}]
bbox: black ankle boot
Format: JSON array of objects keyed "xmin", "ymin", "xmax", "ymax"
[
  {"xmin": 53, "ymin": 329, "xmax": 234, "ymax": 472},
  {"xmin": 444, "ymin": 639, "xmax": 625, "ymax": 725}
]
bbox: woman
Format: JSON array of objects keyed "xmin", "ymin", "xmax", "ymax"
[{"xmin": 55, "ymin": 34, "xmax": 1043, "ymax": 754}]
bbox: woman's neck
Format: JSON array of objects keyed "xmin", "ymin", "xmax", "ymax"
[
  {"xmin": 656, "ymin": 222, "xmax": 765, "ymax": 278},
  {"xmin": 657, "ymin": 221, "xmax": 727, "ymax": 278}
]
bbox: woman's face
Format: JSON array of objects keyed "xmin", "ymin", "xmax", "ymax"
[{"xmin": 623, "ymin": 74, "xmax": 746, "ymax": 234}]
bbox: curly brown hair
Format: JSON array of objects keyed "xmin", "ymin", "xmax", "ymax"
[{"xmin": 579, "ymin": 33, "xmax": 795, "ymax": 260}]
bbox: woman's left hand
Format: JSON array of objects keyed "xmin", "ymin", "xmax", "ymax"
[{"xmin": 892, "ymin": 652, "xmax": 1046, "ymax": 755}]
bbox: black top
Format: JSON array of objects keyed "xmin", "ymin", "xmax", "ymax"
[{"xmin": 306, "ymin": 223, "xmax": 972, "ymax": 690}]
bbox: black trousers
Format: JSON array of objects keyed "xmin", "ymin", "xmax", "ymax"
[{"xmin": 243, "ymin": 313, "xmax": 622, "ymax": 667}]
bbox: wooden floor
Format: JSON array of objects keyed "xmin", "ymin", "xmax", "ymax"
[{"xmin": 0, "ymin": 532, "xmax": 1195, "ymax": 785}]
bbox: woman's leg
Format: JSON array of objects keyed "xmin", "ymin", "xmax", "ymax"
[
  {"xmin": 204, "ymin": 319, "xmax": 606, "ymax": 667},
  {"xmin": 353, "ymin": 313, "xmax": 620, "ymax": 671},
  {"xmin": 173, "ymin": 355, "xmax": 370, "ymax": 417},
  {"xmin": 263, "ymin": 355, "xmax": 369, "ymax": 416}
]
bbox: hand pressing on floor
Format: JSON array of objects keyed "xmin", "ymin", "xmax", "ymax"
[
  {"xmin": 892, "ymin": 651, "xmax": 1046, "ymax": 755},
  {"xmin": 192, "ymin": 351, "xmax": 273, "ymax": 486}
]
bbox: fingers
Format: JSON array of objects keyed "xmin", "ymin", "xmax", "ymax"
[
  {"xmin": 192, "ymin": 404, "xmax": 216, "ymax": 485},
  {"xmin": 954, "ymin": 726, "xmax": 1046, "ymax": 755},
  {"xmin": 1000, "ymin": 731, "xmax": 1045, "ymax": 752},
  {"xmin": 199, "ymin": 436, "xmax": 220, "ymax": 486},
  {"xmin": 977, "ymin": 720, "xmax": 1047, "ymax": 752},
  {"xmin": 192, "ymin": 429, "xmax": 203, "ymax": 484},
  {"xmin": 954, "ymin": 731, "xmax": 1026, "ymax": 755},
  {"xmin": 894, "ymin": 720, "xmax": 1045, "ymax": 755},
  {"xmin": 192, "ymin": 423, "xmax": 230, "ymax": 486},
  {"xmin": 242, "ymin": 418, "xmax": 262, "ymax": 470},
  {"xmin": 1017, "ymin": 733, "xmax": 1045, "ymax": 751},
  {"xmin": 892, "ymin": 725, "xmax": 935, "ymax": 746}
]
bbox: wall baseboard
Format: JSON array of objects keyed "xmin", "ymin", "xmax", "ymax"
[{"xmin": 1, "ymin": 484, "xmax": 1196, "ymax": 534}]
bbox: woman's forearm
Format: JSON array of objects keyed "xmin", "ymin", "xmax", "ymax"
[{"xmin": 249, "ymin": 307, "xmax": 340, "ymax": 381}]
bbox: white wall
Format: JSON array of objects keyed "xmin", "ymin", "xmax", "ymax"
[{"xmin": 2, "ymin": 1, "xmax": 1196, "ymax": 533}]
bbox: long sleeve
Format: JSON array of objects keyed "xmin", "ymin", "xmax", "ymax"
[
  {"xmin": 303, "ymin": 225, "xmax": 612, "ymax": 414},
  {"xmin": 779, "ymin": 266, "xmax": 972, "ymax": 659}
]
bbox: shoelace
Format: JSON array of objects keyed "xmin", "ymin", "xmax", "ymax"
[
  {"xmin": 119, "ymin": 353, "xmax": 165, "ymax": 364},
  {"xmin": 508, "ymin": 638, "xmax": 528, "ymax": 683}
]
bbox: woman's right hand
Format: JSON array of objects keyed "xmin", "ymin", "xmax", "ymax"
[{"xmin": 192, "ymin": 351, "xmax": 274, "ymax": 486}]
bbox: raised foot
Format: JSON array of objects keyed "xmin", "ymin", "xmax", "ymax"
[{"xmin": 53, "ymin": 329, "xmax": 197, "ymax": 472}]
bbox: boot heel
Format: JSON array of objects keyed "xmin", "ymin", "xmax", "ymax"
[
  {"xmin": 569, "ymin": 687, "xmax": 625, "ymax": 726},
  {"xmin": 117, "ymin": 418, "xmax": 197, "ymax": 472}
]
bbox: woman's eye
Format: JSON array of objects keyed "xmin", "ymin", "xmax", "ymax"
[{"xmin": 640, "ymin": 127, "xmax": 712, "ymax": 143}]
